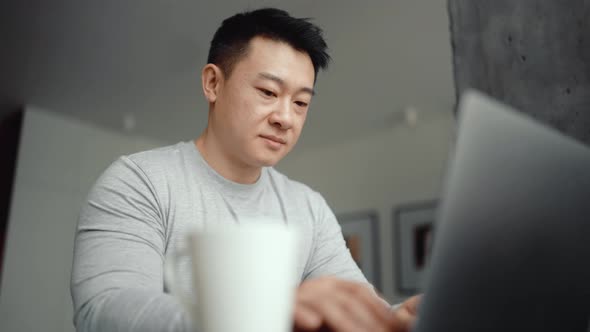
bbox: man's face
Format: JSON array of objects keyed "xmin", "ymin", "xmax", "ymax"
[{"xmin": 208, "ymin": 36, "xmax": 315, "ymax": 168}]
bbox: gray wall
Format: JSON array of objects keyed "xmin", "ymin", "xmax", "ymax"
[
  {"xmin": 449, "ymin": 0, "xmax": 590, "ymax": 145},
  {"xmin": 0, "ymin": 108, "xmax": 162, "ymax": 332}
]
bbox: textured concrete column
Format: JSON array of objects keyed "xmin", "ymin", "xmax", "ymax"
[{"xmin": 448, "ymin": 0, "xmax": 590, "ymax": 145}]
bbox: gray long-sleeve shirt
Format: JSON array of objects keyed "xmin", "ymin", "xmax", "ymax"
[{"xmin": 70, "ymin": 141, "xmax": 368, "ymax": 332}]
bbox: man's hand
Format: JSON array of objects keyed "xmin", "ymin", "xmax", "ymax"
[
  {"xmin": 293, "ymin": 276, "xmax": 421, "ymax": 332},
  {"xmin": 389, "ymin": 294, "xmax": 421, "ymax": 332}
]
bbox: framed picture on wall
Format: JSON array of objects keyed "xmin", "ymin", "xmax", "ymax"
[
  {"xmin": 337, "ymin": 211, "xmax": 381, "ymax": 291},
  {"xmin": 393, "ymin": 200, "xmax": 438, "ymax": 295}
]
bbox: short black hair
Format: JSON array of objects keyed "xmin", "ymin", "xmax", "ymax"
[{"xmin": 207, "ymin": 8, "xmax": 330, "ymax": 81}]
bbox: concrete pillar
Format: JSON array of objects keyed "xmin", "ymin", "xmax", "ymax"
[{"xmin": 448, "ymin": 0, "xmax": 590, "ymax": 145}]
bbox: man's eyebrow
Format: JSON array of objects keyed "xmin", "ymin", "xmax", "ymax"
[{"xmin": 257, "ymin": 72, "xmax": 315, "ymax": 96}]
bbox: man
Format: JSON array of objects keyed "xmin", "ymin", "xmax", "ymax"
[{"xmin": 71, "ymin": 8, "xmax": 419, "ymax": 332}]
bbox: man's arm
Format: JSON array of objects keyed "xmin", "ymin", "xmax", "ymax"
[
  {"xmin": 302, "ymin": 191, "xmax": 371, "ymax": 286},
  {"xmin": 70, "ymin": 157, "xmax": 189, "ymax": 332},
  {"xmin": 292, "ymin": 191, "xmax": 422, "ymax": 332},
  {"xmin": 290, "ymin": 192, "xmax": 395, "ymax": 331}
]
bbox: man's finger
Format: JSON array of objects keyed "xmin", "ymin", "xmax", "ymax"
[
  {"xmin": 386, "ymin": 295, "xmax": 422, "ymax": 332},
  {"xmin": 309, "ymin": 288, "xmax": 391, "ymax": 332},
  {"xmin": 342, "ymin": 283, "xmax": 397, "ymax": 327},
  {"xmin": 392, "ymin": 307, "xmax": 416, "ymax": 332},
  {"xmin": 304, "ymin": 290, "xmax": 369, "ymax": 332},
  {"xmin": 401, "ymin": 294, "xmax": 422, "ymax": 315},
  {"xmin": 338, "ymin": 292, "xmax": 391, "ymax": 332},
  {"xmin": 293, "ymin": 303, "xmax": 322, "ymax": 330}
]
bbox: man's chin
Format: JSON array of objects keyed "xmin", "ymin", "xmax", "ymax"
[
  {"xmin": 249, "ymin": 148, "xmax": 289, "ymax": 168},
  {"xmin": 258, "ymin": 158, "xmax": 280, "ymax": 167},
  {"xmin": 254, "ymin": 154, "xmax": 284, "ymax": 167}
]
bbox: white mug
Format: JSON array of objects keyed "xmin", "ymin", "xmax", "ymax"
[{"xmin": 165, "ymin": 222, "xmax": 300, "ymax": 332}]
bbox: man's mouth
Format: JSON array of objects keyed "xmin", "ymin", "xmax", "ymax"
[{"xmin": 260, "ymin": 135, "xmax": 286, "ymax": 145}]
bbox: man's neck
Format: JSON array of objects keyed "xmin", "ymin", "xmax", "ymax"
[{"xmin": 194, "ymin": 131, "xmax": 262, "ymax": 185}]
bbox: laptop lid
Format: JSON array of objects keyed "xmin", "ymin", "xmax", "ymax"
[{"xmin": 413, "ymin": 90, "xmax": 590, "ymax": 332}]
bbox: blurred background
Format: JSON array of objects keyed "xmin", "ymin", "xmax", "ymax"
[{"xmin": 0, "ymin": 1, "xmax": 455, "ymax": 331}]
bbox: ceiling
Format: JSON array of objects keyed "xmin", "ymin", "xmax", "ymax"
[{"xmin": 2, "ymin": 0, "xmax": 455, "ymax": 151}]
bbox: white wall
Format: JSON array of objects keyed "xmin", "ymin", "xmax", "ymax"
[
  {"xmin": 278, "ymin": 110, "xmax": 456, "ymax": 303},
  {"xmin": 0, "ymin": 107, "xmax": 163, "ymax": 332}
]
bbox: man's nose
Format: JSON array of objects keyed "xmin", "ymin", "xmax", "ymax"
[{"xmin": 269, "ymin": 100, "xmax": 294, "ymax": 130}]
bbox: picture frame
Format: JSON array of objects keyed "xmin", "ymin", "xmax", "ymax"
[
  {"xmin": 393, "ymin": 200, "xmax": 438, "ymax": 295},
  {"xmin": 337, "ymin": 211, "xmax": 381, "ymax": 291}
]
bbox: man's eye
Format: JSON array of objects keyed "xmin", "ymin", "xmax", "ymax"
[
  {"xmin": 259, "ymin": 88, "xmax": 276, "ymax": 97},
  {"xmin": 295, "ymin": 101, "xmax": 309, "ymax": 107}
]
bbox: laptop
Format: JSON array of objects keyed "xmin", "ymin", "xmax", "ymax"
[{"xmin": 413, "ymin": 90, "xmax": 590, "ymax": 332}]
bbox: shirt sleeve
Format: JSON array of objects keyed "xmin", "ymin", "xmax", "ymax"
[
  {"xmin": 70, "ymin": 156, "xmax": 191, "ymax": 332},
  {"xmin": 302, "ymin": 191, "xmax": 371, "ymax": 285}
]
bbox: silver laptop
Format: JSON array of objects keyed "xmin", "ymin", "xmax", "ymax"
[{"xmin": 413, "ymin": 91, "xmax": 590, "ymax": 332}]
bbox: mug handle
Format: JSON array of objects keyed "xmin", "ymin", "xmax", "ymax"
[{"xmin": 164, "ymin": 246, "xmax": 198, "ymax": 319}]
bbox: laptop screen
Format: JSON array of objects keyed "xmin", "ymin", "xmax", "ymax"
[{"xmin": 413, "ymin": 91, "xmax": 590, "ymax": 332}]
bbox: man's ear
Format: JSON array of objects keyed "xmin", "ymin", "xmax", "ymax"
[{"xmin": 202, "ymin": 64, "xmax": 224, "ymax": 103}]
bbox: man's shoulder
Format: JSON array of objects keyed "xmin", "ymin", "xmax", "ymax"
[
  {"xmin": 124, "ymin": 141, "xmax": 187, "ymax": 168},
  {"xmin": 103, "ymin": 141, "xmax": 191, "ymax": 188}
]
